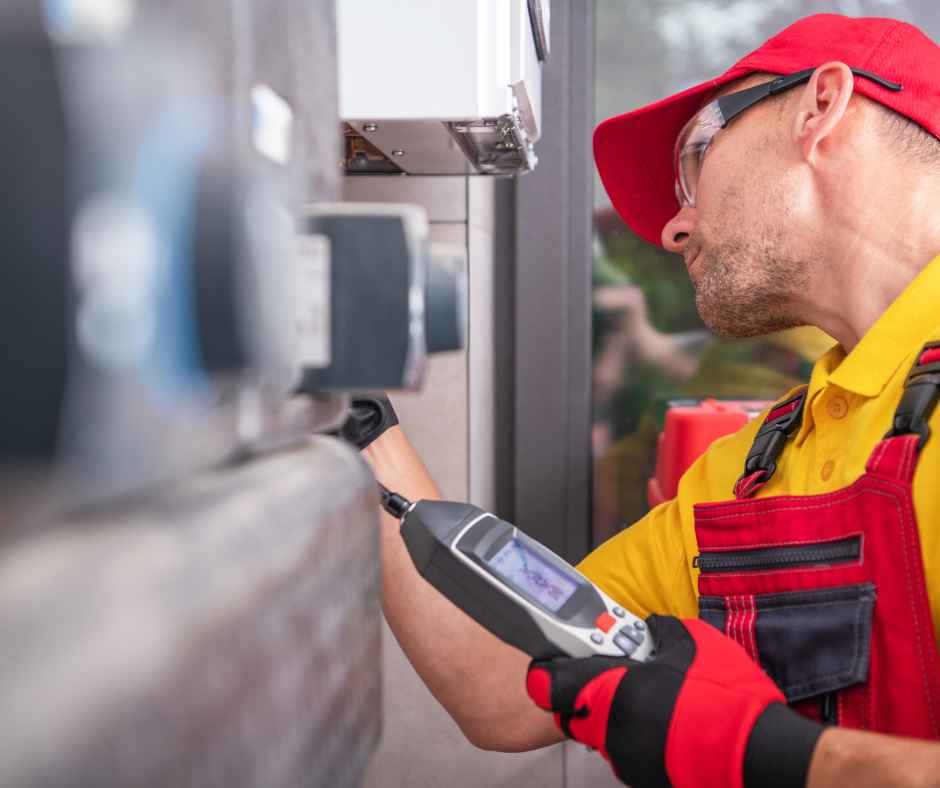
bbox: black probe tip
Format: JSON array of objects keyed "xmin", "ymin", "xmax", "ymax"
[{"xmin": 378, "ymin": 483, "xmax": 412, "ymax": 519}]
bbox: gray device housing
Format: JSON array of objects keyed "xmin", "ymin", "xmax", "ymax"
[
  {"xmin": 298, "ymin": 204, "xmax": 465, "ymax": 392},
  {"xmin": 401, "ymin": 500, "xmax": 610, "ymax": 660},
  {"xmin": 300, "ymin": 211, "xmax": 417, "ymax": 390}
]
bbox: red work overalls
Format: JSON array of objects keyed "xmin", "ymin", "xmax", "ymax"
[{"xmin": 693, "ymin": 342, "xmax": 940, "ymax": 737}]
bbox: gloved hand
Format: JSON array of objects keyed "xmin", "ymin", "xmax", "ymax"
[
  {"xmin": 526, "ymin": 615, "xmax": 823, "ymax": 788},
  {"xmin": 335, "ymin": 394, "xmax": 399, "ymax": 450}
]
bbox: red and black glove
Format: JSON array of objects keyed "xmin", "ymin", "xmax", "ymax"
[{"xmin": 526, "ymin": 615, "xmax": 823, "ymax": 788}]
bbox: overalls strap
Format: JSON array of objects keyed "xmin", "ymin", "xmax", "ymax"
[
  {"xmin": 868, "ymin": 340, "xmax": 940, "ymax": 481},
  {"xmin": 733, "ymin": 389, "xmax": 807, "ymax": 499}
]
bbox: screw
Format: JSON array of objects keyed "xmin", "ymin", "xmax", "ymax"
[
  {"xmin": 363, "ymin": 123, "xmax": 378, "ymax": 132},
  {"xmin": 392, "ymin": 149, "xmax": 405, "ymax": 157}
]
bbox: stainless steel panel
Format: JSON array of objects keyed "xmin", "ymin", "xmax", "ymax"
[
  {"xmin": 468, "ymin": 223, "xmax": 497, "ymax": 512},
  {"xmin": 0, "ymin": 438, "xmax": 380, "ymax": 787},
  {"xmin": 468, "ymin": 176, "xmax": 496, "ymax": 233},
  {"xmin": 153, "ymin": 0, "xmax": 340, "ymax": 204},
  {"xmin": 345, "ymin": 120, "xmax": 474, "ymax": 175},
  {"xmin": 343, "ymin": 176, "xmax": 468, "ymax": 223},
  {"xmin": 247, "ymin": 0, "xmax": 341, "ymax": 202}
]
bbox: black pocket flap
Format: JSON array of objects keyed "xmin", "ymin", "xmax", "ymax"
[{"xmin": 699, "ymin": 583, "xmax": 876, "ymax": 703}]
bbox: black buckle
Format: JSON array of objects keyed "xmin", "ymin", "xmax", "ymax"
[
  {"xmin": 884, "ymin": 341, "xmax": 940, "ymax": 450},
  {"xmin": 741, "ymin": 391, "xmax": 806, "ymax": 480}
]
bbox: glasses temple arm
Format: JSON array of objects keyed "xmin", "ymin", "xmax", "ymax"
[{"xmin": 717, "ymin": 67, "xmax": 902, "ymax": 128}]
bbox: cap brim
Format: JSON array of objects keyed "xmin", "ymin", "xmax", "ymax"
[{"xmin": 593, "ymin": 68, "xmax": 750, "ymax": 246}]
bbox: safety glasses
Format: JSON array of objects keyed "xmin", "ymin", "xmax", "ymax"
[{"xmin": 673, "ymin": 67, "xmax": 903, "ymax": 208}]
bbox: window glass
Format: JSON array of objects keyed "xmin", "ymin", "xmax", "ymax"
[{"xmin": 591, "ymin": 0, "xmax": 939, "ymax": 546}]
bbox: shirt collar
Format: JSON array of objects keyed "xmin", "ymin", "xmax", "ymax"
[
  {"xmin": 825, "ymin": 252, "xmax": 940, "ymax": 398},
  {"xmin": 789, "ymin": 252, "xmax": 940, "ymax": 446}
]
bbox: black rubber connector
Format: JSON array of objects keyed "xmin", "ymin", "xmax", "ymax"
[{"xmin": 378, "ymin": 483, "xmax": 412, "ymax": 519}]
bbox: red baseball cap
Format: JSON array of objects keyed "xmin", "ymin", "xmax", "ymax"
[{"xmin": 595, "ymin": 14, "xmax": 940, "ymax": 246}]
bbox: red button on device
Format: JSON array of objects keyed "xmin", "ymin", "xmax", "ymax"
[{"xmin": 595, "ymin": 612, "xmax": 616, "ymax": 633}]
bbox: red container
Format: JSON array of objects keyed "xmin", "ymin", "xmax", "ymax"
[{"xmin": 647, "ymin": 399, "xmax": 769, "ymax": 508}]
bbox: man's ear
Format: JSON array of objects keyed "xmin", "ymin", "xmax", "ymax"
[{"xmin": 792, "ymin": 62, "xmax": 855, "ymax": 164}]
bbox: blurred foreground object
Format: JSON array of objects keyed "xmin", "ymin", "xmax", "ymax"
[
  {"xmin": 0, "ymin": 439, "xmax": 379, "ymax": 788},
  {"xmin": 0, "ymin": 0, "xmax": 304, "ymax": 513},
  {"xmin": 0, "ymin": 2, "xmax": 381, "ymax": 786}
]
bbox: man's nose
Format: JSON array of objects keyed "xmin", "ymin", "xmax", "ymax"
[{"xmin": 661, "ymin": 207, "xmax": 696, "ymax": 253}]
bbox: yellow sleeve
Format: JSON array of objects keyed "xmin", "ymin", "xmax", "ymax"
[
  {"xmin": 576, "ymin": 405, "xmax": 772, "ymax": 620},
  {"xmin": 576, "ymin": 498, "xmax": 698, "ymax": 619}
]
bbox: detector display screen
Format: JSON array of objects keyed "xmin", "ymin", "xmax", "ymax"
[{"xmin": 486, "ymin": 538, "xmax": 578, "ymax": 612}]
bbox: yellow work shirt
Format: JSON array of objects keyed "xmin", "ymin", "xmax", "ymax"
[{"xmin": 579, "ymin": 252, "xmax": 940, "ymax": 654}]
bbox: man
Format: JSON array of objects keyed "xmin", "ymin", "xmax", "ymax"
[{"xmin": 358, "ymin": 14, "xmax": 940, "ymax": 788}]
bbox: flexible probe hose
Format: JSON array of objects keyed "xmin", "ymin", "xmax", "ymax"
[{"xmin": 378, "ymin": 482, "xmax": 412, "ymax": 519}]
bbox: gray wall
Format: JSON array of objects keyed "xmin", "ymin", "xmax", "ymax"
[
  {"xmin": 345, "ymin": 174, "xmax": 565, "ymax": 788},
  {"xmin": 0, "ymin": 439, "xmax": 381, "ymax": 788},
  {"xmin": 343, "ymin": 170, "xmax": 621, "ymax": 787}
]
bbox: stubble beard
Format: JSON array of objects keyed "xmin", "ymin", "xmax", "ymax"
[{"xmin": 691, "ymin": 238, "xmax": 810, "ymax": 338}]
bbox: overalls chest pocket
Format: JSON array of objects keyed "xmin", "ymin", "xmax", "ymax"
[
  {"xmin": 694, "ymin": 468, "xmax": 940, "ymax": 734},
  {"xmin": 696, "ymin": 535, "xmax": 876, "ymax": 710},
  {"xmin": 692, "ymin": 347, "xmax": 940, "ymax": 736}
]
